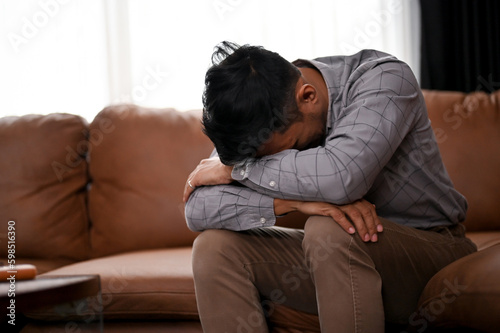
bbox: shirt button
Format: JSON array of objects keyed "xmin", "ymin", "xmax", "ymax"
[
  {"xmin": 269, "ymin": 181, "xmax": 276, "ymax": 187},
  {"xmin": 260, "ymin": 217, "xmax": 266, "ymax": 224}
]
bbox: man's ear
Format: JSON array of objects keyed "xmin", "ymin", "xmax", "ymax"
[{"xmin": 296, "ymin": 84, "xmax": 318, "ymax": 110}]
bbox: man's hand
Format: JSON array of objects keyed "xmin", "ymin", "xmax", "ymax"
[
  {"xmin": 274, "ymin": 198, "xmax": 383, "ymax": 242},
  {"xmin": 183, "ymin": 156, "xmax": 234, "ymax": 202}
]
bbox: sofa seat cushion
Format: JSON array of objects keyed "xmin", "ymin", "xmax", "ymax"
[
  {"xmin": 416, "ymin": 244, "xmax": 500, "ymax": 333},
  {"xmin": 28, "ymin": 248, "xmax": 198, "ymax": 321},
  {"xmin": 467, "ymin": 231, "xmax": 500, "ymax": 251}
]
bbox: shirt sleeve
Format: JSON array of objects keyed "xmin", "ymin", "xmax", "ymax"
[
  {"xmin": 184, "ymin": 184, "xmax": 276, "ymax": 231},
  {"xmin": 231, "ymin": 59, "xmax": 423, "ymax": 205}
]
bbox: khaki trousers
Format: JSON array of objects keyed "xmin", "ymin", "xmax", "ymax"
[{"xmin": 192, "ymin": 217, "xmax": 477, "ymax": 333}]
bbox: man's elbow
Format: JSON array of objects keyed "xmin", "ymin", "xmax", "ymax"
[
  {"xmin": 184, "ymin": 196, "xmax": 206, "ymax": 232},
  {"xmin": 185, "ymin": 216, "xmax": 205, "ymax": 232},
  {"xmin": 321, "ymin": 180, "xmax": 369, "ymax": 205}
]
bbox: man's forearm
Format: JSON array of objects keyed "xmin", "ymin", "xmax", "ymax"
[
  {"xmin": 274, "ymin": 198, "xmax": 301, "ymax": 216},
  {"xmin": 274, "ymin": 198, "xmax": 383, "ymax": 243},
  {"xmin": 185, "ymin": 184, "xmax": 275, "ymax": 231}
]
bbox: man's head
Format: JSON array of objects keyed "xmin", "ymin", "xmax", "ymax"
[{"xmin": 202, "ymin": 42, "xmax": 327, "ymax": 165}]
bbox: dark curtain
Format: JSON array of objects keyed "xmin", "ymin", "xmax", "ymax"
[{"xmin": 420, "ymin": 0, "xmax": 500, "ymax": 92}]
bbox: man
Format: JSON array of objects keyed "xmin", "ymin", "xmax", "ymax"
[{"xmin": 183, "ymin": 42, "xmax": 476, "ymax": 332}]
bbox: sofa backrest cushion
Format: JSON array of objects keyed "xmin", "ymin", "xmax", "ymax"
[
  {"xmin": 423, "ymin": 89, "xmax": 500, "ymax": 232},
  {"xmin": 0, "ymin": 113, "xmax": 90, "ymax": 261},
  {"xmin": 88, "ymin": 105, "xmax": 214, "ymax": 258}
]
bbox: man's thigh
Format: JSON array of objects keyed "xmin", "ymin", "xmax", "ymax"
[
  {"xmin": 360, "ymin": 218, "xmax": 477, "ymax": 323},
  {"xmin": 194, "ymin": 226, "xmax": 318, "ymax": 315},
  {"xmin": 302, "ymin": 216, "xmax": 476, "ymax": 324}
]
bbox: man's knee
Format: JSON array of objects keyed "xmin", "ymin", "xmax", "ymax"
[
  {"xmin": 304, "ymin": 216, "xmax": 351, "ymax": 245},
  {"xmin": 192, "ymin": 229, "xmax": 241, "ymax": 279},
  {"xmin": 302, "ymin": 216, "xmax": 352, "ymax": 267}
]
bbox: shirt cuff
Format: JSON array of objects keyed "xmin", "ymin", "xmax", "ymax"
[{"xmin": 247, "ymin": 191, "xmax": 276, "ymax": 228}]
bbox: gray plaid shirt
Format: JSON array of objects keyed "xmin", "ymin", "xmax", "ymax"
[{"xmin": 185, "ymin": 50, "xmax": 467, "ymax": 231}]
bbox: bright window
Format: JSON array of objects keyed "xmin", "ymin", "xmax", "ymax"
[{"xmin": 1, "ymin": 0, "xmax": 420, "ymax": 121}]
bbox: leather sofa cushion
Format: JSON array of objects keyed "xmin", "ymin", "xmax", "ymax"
[
  {"xmin": 467, "ymin": 231, "xmax": 500, "ymax": 251},
  {"xmin": 88, "ymin": 105, "xmax": 214, "ymax": 258},
  {"xmin": 423, "ymin": 90, "xmax": 500, "ymax": 232},
  {"xmin": 0, "ymin": 113, "xmax": 90, "ymax": 261},
  {"xmin": 416, "ymin": 244, "xmax": 500, "ymax": 332},
  {"xmin": 29, "ymin": 248, "xmax": 199, "ymax": 321}
]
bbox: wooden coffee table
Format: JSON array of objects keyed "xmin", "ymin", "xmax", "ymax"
[{"xmin": 0, "ymin": 275, "xmax": 102, "ymax": 331}]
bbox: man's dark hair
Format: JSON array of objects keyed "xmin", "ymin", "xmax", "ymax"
[{"xmin": 202, "ymin": 41, "xmax": 302, "ymax": 165}]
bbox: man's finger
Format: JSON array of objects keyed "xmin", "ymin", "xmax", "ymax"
[
  {"xmin": 183, "ymin": 179, "xmax": 196, "ymax": 203},
  {"xmin": 358, "ymin": 199, "xmax": 383, "ymax": 235},
  {"xmin": 356, "ymin": 201, "xmax": 379, "ymax": 241},
  {"xmin": 183, "ymin": 185, "xmax": 190, "ymax": 203},
  {"xmin": 370, "ymin": 203, "xmax": 383, "ymax": 232},
  {"xmin": 353, "ymin": 200, "xmax": 382, "ymax": 242},
  {"xmin": 327, "ymin": 207, "xmax": 356, "ymax": 235},
  {"xmin": 339, "ymin": 205, "xmax": 371, "ymax": 242}
]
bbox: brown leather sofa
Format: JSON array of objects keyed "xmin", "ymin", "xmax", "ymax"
[{"xmin": 0, "ymin": 89, "xmax": 499, "ymax": 332}]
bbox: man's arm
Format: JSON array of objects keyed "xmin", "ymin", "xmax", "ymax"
[
  {"xmin": 185, "ymin": 184, "xmax": 275, "ymax": 232},
  {"xmin": 184, "ymin": 149, "xmax": 276, "ymax": 231},
  {"xmin": 184, "ymin": 161, "xmax": 382, "ymax": 241},
  {"xmin": 186, "ymin": 183, "xmax": 381, "ymax": 241},
  {"xmin": 274, "ymin": 198, "xmax": 382, "ymax": 242},
  {"xmin": 232, "ymin": 60, "xmax": 423, "ymax": 204}
]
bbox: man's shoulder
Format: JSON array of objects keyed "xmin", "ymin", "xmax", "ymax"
[{"xmin": 312, "ymin": 49, "xmax": 399, "ymax": 69}]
